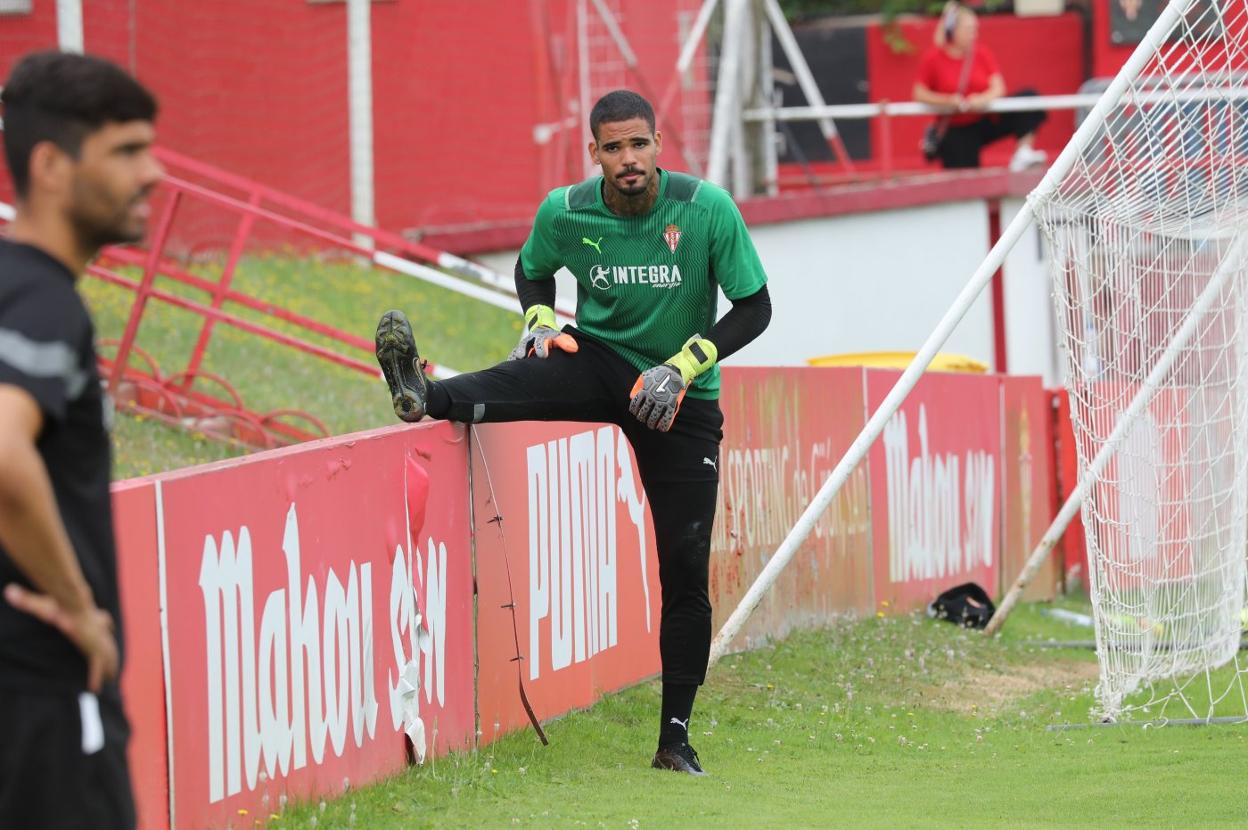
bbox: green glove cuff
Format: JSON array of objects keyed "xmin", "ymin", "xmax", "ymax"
[
  {"xmin": 665, "ymin": 335, "xmax": 718, "ymax": 386},
  {"xmin": 524, "ymin": 304, "xmax": 558, "ymax": 332},
  {"xmin": 521, "ymin": 303, "xmax": 556, "ymax": 332}
]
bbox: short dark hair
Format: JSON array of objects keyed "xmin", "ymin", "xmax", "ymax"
[
  {"xmin": 589, "ymin": 90, "xmax": 655, "ymax": 140},
  {"xmin": 1, "ymin": 51, "xmax": 158, "ymax": 197}
]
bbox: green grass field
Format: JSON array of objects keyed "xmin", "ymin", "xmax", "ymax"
[
  {"xmin": 81, "ymin": 252, "xmax": 523, "ymax": 477},
  {"xmin": 268, "ymin": 601, "xmax": 1247, "ymax": 830},
  {"xmin": 91, "ymin": 256, "xmax": 1248, "ymax": 828}
]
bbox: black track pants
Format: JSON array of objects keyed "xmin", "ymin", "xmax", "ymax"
[
  {"xmin": 938, "ymin": 88, "xmax": 1048, "ymax": 169},
  {"xmin": 0, "ymin": 688, "xmax": 135, "ymax": 830},
  {"xmin": 430, "ymin": 327, "xmax": 722, "ymax": 684}
]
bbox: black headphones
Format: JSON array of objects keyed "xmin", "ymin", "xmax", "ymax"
[{"xmin": 942, "ymin": 3, "xmax": 960, "ymax": 41}]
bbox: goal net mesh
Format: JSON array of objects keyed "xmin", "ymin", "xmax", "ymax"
[{"xmin": 1033, "ymin": 0, "xmax": 1248, "ymax": 721}]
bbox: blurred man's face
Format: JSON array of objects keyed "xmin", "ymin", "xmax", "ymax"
[
  {"xmin": 953, "ymin": 13, "xmax": 978, "ymax": 50},
  {"xmin": 65, "ymin": 120, "xmax": 163, "ymax": 247},
  {"xmin": 589, "ymin": 117, "xmax": 662, "ymax": 198}
]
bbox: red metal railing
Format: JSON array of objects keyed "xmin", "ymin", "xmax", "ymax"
[{"xmin": 81, "ymin": 148, "xmax": 516, "ymax": 451}]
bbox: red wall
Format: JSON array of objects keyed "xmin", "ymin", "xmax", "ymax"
[
  {"xmin": 369, "ymin": 1, "xmax": 545, "ymax": 231},
  {"xmin": 4, "ymin": 5, "xmax": 1106, "ymax": 234},
  {"xmin": 0, "ymin": 2, "xmax": 56, "ymax": 72},
  {"xmin": 368, "ymin": 0, "xmax": 703, "ymax": 231},
  {"xmin": 18, "ymin": 4, "xmax": 1240, "ymax": 232},
  {"xmin": 133, "ymin": 1, "xmax": 351, "ymax": 221},
  {"xmin": 1, "ymin": 0, "xmax": 705, "ymax": 233},
  {"xmin": 2, "ymin": 1, "xmax": 351, "ymax": 213}
]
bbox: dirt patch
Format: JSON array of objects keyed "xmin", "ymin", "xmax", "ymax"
[{"xmin": 919, "ymin": 660, "xmax": 1100, "ymax": 717}]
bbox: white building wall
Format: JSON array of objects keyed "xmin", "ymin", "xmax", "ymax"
[
  {"xmin": 1000, "ymin": 197, "xmax": 1063, "ymax": 386},
  {"xmin": 737, "ymin": 200, "xmax": 995, "ymax": 368}
]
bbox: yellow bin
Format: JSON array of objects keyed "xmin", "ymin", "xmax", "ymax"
[{"xmin": 806, "ymin": 351, "xmax": 989, "ymax": 374}]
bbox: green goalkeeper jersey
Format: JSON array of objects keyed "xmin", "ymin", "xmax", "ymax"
[{"xmin": 519, "ymin": 168, "xmax": 767, "ymax": 400}]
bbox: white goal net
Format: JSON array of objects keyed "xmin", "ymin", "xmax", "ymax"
[{"xmin": 1033, "ymin": 0, "xmax": 1248, "ymax": 721}]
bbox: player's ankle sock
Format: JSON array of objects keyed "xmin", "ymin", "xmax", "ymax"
[
  {"xmin": 425, "ymin": 382, "xmax": 450, "ymax": 419},
  {"xmin": 659, "ymin": 682, "xmax": 698, "ymax": 747}
]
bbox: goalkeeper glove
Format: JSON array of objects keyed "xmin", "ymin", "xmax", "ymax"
[
  {"xmin": 508, "ymin": 304, "xmax": 578, "ymax": 360},
  {"xmin": 628, "ymin": 335, "xmax": 718, "ymax": 432}
]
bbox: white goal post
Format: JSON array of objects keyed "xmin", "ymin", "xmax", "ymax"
[{"xmin": 708, "ymin": 0, "xmax": 1204, "ymax": 667}]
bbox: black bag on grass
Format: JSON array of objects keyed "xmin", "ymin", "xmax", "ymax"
[{"xmin": 928, "ymin": 582, "xmax": 995, "ymax": 629}]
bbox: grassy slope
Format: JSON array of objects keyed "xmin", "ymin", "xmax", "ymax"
[
  {"xmin": 272, "ymin": 601, "xmax": 1248, "ymax": 830},
  {"xmin": 82, "ymin": 253, "xmax": 523, "ymax": 477}
]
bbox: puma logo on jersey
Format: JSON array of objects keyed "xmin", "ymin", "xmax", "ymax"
[
  {"xmin": 582, "ymin": 236, "xmax": 604, "ymax": 254},
  {"xmin": 702, "ymin": 456, "xmax": 717, "ymax": 472}
]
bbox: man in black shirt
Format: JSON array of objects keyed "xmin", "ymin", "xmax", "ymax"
[{"xmin": 0, "ymin": 52, "xmax": 162, "ymax": 829}]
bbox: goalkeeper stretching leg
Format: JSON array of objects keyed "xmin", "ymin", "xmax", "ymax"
[
  {"xmin": 377, "ymin": 310, "xmax": 721, "ymax": 774},
  {"xmin": 376, "ymin": 309, "xmax": 615, "ymax": 424}
]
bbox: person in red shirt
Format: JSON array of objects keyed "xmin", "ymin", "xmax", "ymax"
[{"xmin": 913, "ymin": 2, "xmax": 1048, "ymax": 171}]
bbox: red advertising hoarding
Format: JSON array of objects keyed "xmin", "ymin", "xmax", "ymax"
[
  {"xmin": 1000, "ymin": 377, "xmax": 1060, "ymax": 600},
  {"xmin": 866, "ymin": 370, "xmax": 1003, "ymax": 610},
  {"xmin": 104, "ymin": 364, "xmax": 1062, "ymax": 825},
  {"xmin": 1052, "ymin": 388, "xmax": 1089, "ymax": 589},
  {"xmin": 712, "ymin": 367, "xmax": 875, "ymax": 650},
  {"xmin": 113, "ymin": 479, "xmax": 169, "ymax": 830},
  {"xmin": 156, "ymin": 423, "xmax": 473, "ymax": 828},
  {"xmin": 1068, "ymin": 384, "xmax": 1204, "ymax": 594},
  {"xmin": 471, "ymin": 422, "xmax": 662, "ymax": 745}
]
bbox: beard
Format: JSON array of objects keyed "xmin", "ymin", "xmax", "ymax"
[
  {"xmin": 602, "ymin": 166, "xmax": 660, "ymax": 217},
  {"xmin": 609, "ymin": 166, "xmax": 658, "ymax": 198},
  {"xmin": 70, "ymin": 182, "xmax": 150, "ymax": 249},
  {"xmin": 73, "ymin": 210, "xmax": 146, "ymax": 250},
  {"xmin": 609, "ymin": 170, "xmax": 650, "ymax": 196}
]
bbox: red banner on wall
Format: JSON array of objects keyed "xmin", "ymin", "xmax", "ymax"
[
  {"xmin": 107, "ymin": 365, "xmax": 1063, "ymax": 824},
  {"xmin": 156, "ymin": 423, "xmax": 473, "ymax": 829},
  {"xmin": 113, "ymin": 480, "xmax": 169, "ymax": 830},
  {"xmin": 866, "ymin": 370, "xmax": 1002, "ymax": 610},
  {"xmin": 712, "ymin": 367, "xmax": 874, "ymax": 649},
  {"xmin": 1000, "ymin": 377, "xmax": 1060, "ymax": 600},
  {"xmin": 1052, "ymin": 388, "xmax": 1089, "ymax": 590},
  {"xmin": 1067, "ymin": 384, "xmax": 1205, "ymax": 594},
  {"xmin": 470, "ymin": 422, "xmax": 662, "ymax": 746}
]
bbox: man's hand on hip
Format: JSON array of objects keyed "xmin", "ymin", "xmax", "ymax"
[{"xmin": 3, "ymin": 583, "xmax": 118, "ymax": 692}]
